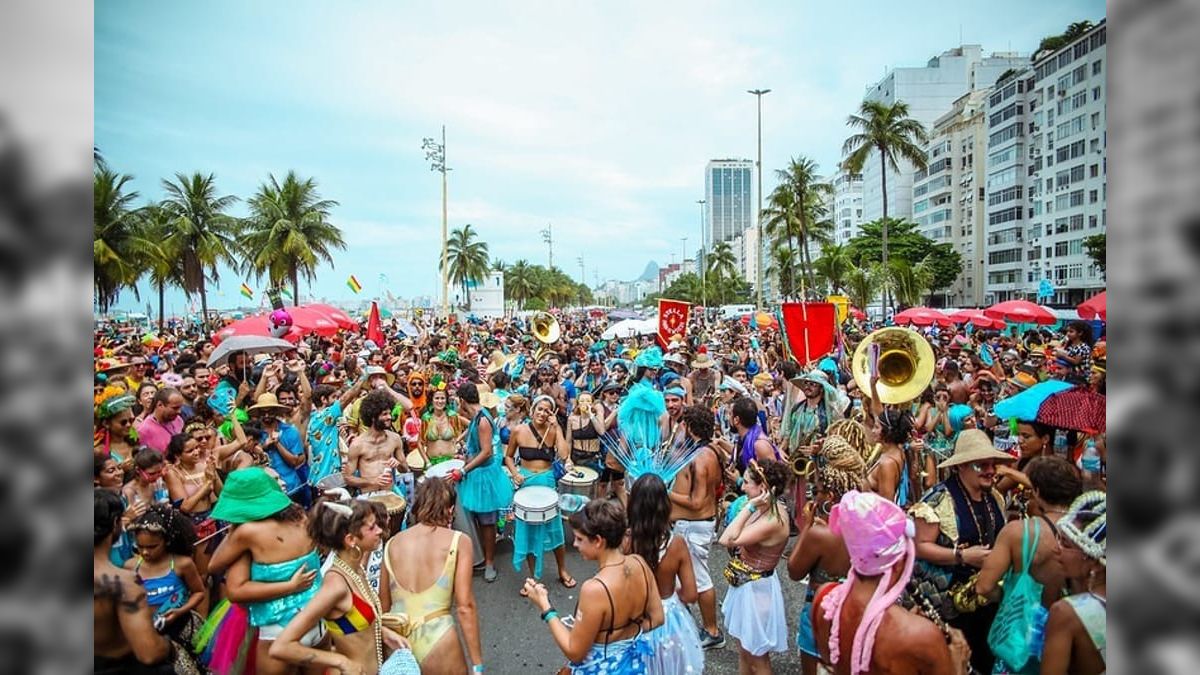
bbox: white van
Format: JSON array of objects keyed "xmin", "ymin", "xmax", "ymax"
[{"xmin": 719, "ymin": 304, "xmax": 755, "ymax": 320}]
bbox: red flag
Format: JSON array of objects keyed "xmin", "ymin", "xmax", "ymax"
[
  {"xmin": 366, "ymin": 301, "xmax": 385, "ymax": 347},
  {"xmin": 657, "ymin": 299, "xmax": 691, "ymax": 349},
  {"xmin": 779, "ymin": 302, "xmax": 836, "ymax": 365}
]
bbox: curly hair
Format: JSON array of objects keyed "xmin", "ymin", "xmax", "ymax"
[
  {"xmin": 876, "ymin": 409, "xmax": 914, "ymax": 445},
  {"xmin": 628, "ymin": 475, "xmax": 670, "ymax": 572},
  {"xmin": 128, "ymin": 503, "xmax": 197, "ymax": 556},
  {"xmin": 359, "ymin": 390, "xmax": 394, "ymax": 428},
  {"xmin": 749, "ymin": 458, "xmax": 792, "ymax": 498},
  {"xmin": 680, "ymin": 405, "xmax": 715, "ymax": 442},
  {"xmin": 1025, "ymin": 455, "xmax": 1083, "ymax": 508}
]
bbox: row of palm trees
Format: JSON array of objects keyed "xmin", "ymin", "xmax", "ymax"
[
  {"xmin": 94, "ymin": 153, "xmax": 345, "ymax": 331},
  {"xmin": 500, "ymin": 259, "xmax": 593, "ymax": 310}
]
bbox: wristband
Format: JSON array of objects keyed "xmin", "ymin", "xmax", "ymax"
[
  {"xmin": 747, "ymin": 503, "xmax": 757, "ymax": 514},
  {"xmin": 541, "ymin": 608, "xmax": 559, "ymax": 623},
  {"xmin": 472, "ymin": 665, "xmax": 485, "ymax": 673},
  {"xmin": 954, "ymin": 548, "xmax": 964, "ymax": 566}
]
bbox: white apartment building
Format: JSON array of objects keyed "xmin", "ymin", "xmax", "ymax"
[
  {"xmin": 1026, "ymin": 20, "xmax": 1107, "ymax": 306},
  {"xmin": 829, "ymin": 168, "xmax": 864, "ymax": 244},
  {"xmin": 859, "ymin": 46, "xmax": 1028, "ymax": 224},
  {"xmin": 982, "ymin": 69, "xmax": 1036, "ymax": 302},
  {"xmin": 912, "ymin": 90, "xmax": 989, "ymax": 306}
]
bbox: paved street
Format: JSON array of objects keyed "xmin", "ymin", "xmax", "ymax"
[{"xmin": 456, "ymin": 526, "xmax": 809, "ymax": 674}]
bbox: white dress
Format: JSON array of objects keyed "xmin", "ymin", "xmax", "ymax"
[
  {"xmin": 722, "ymin": 572, "xmax": 789, "ymax": 656},
  {"xmin": 647, "ymin": 594, "xmax": 705, "ymax": 674}
]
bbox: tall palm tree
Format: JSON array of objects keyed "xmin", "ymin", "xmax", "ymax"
[
  {"xmin": 706, "ymin": 242, "xmax": 739, "ymax": 283},
  {"xmin": 442, "ymin": 224, "xmax": 490, "ymax": 310},
  {"xmin": 844, "ymin": 261, "xmax": 881, "ymax": 313},
  {"xmin": 491, "ymin": 259, "xmax": 507, "ymax": 273},
  {"xmin": 843, "ymin": 100, "xmax": 928, "ymax": 312},
  {"xmin": 94, "ymin": 166, "xmax": 142, "ymax": 313},
  {"xmin": 505, "ymin": 259, "xmax": 536, "ymax": 310},
  {"xmin": 813, "ymin": 243, "xmax": 853, "ymax": 294},
  {"xmin": 159, "ymin": 172, "xmax": 240, "ymax": 332},
  {"xmin": 778, "ymin": 156, "xmax": 833, "ymax": 294},
  {"xmin": 888, "ymin": 256, "xmax": 936, "ymax": 308},
  {"xmin": 762, "ymin": 185, "xmax": 800, "ymax": 298},
  {"xmin": 241, "ymin": 171, "xmax": 344, "ymax": 304},
  {"xmin": 136, "ymin": 204, "xmax": 186, "ymax": 333},
  {"xmin": 766, "ymin": 243, "xmax": 799, "ymax": 300}
]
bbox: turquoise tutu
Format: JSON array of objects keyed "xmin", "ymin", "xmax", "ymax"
[
  {"xmin": 459, "ymin": 410, "xmax": 515, "ymax": 514},
  {"xmin": 512, "ymin": 467, "xmax": 564, "ymax": 578}
]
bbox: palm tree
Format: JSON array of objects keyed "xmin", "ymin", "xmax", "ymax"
[
  {"xmin": 766, "ymin": 242, "xmax": 799, "ymax": 301},
  {"xmin": 159, "ymin": 172, "xmax": 240, "ymax": 332},
  {"xmin": 843, "ymin": 100, "xmax": 928, "ymax": 312},
  {"xmin": 241, "ymin": 171, "xmax": 344, "ymax": 304},
  {"xmin": 136, "ymin": 204, "xmax": 186, "ymax": 333},
  {"xmin": 492, "ymin": 259, "xmax": 507, "ymax": 273},
  {"xmin": 888, "ymin": 256, "xmax": 936, "ymax": 308},
  {"xmin": 707, "ymin": 242, "xmax": 738, "ymax": 282},
  {"xmin": 813, "ymin": 243, "xmax": 853, "ymax": 294},
  {"xmin": 762, "ymin": 185, "xmax": 800, "ymax": 298},
  {"xmin": 778, "ymin": 156, "xmax": 833, "ymax": 294},
  {"xmin": 442, "ymin": 224, "xmax": 490, "ymax": 310},
  {"xmin": 505, "ymin": 259, "xmax": 536, "ymax": 310},
  {"xmin": 844, "ymin": 262, "xmax": 881, "ymax": 314},
  {"xmin": 94, "ymin": 166, "xmax": 142, "ymax": 313}
]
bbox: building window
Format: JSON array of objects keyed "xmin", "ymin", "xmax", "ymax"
[
  {"xmin": 1070, "ymin": 214, "xmax": 1085, "ymax": 231},
  {"xmin": 1090, "ymin": 164, "xmax": 1099, "ymax": 178},
  {"xmin": 1092, "ymin": 60, "xmax": 1102, "ymax": 75},
  {"xmin": 1092, "ymin": 86, "xmax": 1102, "ymax": 101},
  {"xmin": 1090, "ymin": 190, "xmax": 1099, "ymax": 204},
  {"xmin": 1089, "ymin": 215, "xmax": 1098, "ymax": 229}
]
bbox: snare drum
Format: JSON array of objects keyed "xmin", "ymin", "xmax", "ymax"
[
  {"xmin": 557, "ymin": 466, "xmax": 599, "ymax": 499},
  {"xmin": 512, "ymin": 486, "xmax": 559, "ymax": 524},
  {"xmin": 424, "ymin": 459, "xmax": 465, "ymax": 482}
]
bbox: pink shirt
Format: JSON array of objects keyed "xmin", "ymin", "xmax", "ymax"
[{"xmin": 137, "ymin": 414, "xmax": 183, "ymax": 454}]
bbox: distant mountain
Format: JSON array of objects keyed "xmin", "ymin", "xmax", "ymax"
[{"xmin": 637, "ymin": 261, "xmax": 660, "ymax": 282}]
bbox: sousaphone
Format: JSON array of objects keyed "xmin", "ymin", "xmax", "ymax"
[
  {"xmin": 530, "ymin": 311, "xmax": 561, "ymax": 363},
  {"xmin": 851, "ymin": 327, "xmax": 935, "ymax": 405}
]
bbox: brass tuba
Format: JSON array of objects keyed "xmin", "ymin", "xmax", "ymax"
[
  {"xmin": 530, "ymin": 312, "xmax": 561, "ymax": 364},
  {"xmin": 851, "ymin": 327, "xmax": 935, "ymax": 405}
]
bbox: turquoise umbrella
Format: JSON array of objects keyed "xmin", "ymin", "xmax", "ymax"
[{"xmin": 993, "ymin": 379, "xmax": 1073, "ymax": 421}]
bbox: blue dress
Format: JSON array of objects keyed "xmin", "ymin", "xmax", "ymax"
[
  {"xmin": 511, "ymin": 467, "xmax": 564, "ymax": 579},
  {"xmin": 458, "ymin": 409, "xmax": 515, "ymax": 515}
]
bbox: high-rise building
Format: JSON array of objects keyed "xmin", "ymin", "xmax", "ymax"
[
  {"xmin": 912, "ymin": 90, "xmax": 989, "ymax": 306},
  {"xmin": 984, "ymin": 20, "xmax": 1106, "ymax": 305},
  {"xmin": 705, "ymin": 159, "xmax": 754, "ymax": 245},
  {"xmin": 829, "ymin": 168, "xmax": 864, "ymax": 245},
  {"xmin": 858, "ymin": 46, "xmax": 1028, "ymax": 224}
]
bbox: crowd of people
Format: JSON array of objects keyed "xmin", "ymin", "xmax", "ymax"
[{"xmin": 93, "ymin": 307, "xmax": 1106, "ymax": 674}]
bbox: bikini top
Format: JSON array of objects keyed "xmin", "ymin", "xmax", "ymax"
[
  {"xmin": 323, "ymin": 569, "xmax": 379, "ymax": 636},
  {"xmin": 134, "ymin": 556, "xmax": 187, "ymax": 613},
  {"xmin": 588, "ymin": 557, "xmax": 653, "ymax": 649},
  {"xmin": 424, "ymin": 416, "xmax": 457, "ymax": 442},
  {"xmin": 571, "ymin": 419, "xmax": 600, "ymax": 443},
  {"xmin": 518, "ymin": 445, "xmax": 556, "ymax": 463}
]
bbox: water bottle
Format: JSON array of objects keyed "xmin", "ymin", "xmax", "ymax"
[
  {"xmin": 1078, "ymin": 439, "xmax": 1101, "ymax": 474},
  {"xmin": 152, "ymin": 478, "xmax": 169, "ymax": 504},
  {"xmin": 1053, "ymin": 431, "xmax": 1068, "ymax": 459}
]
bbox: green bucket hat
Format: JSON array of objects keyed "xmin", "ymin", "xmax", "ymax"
[{"xmin": 211, "ymin": 467, "xmax": 293, "ymax": 523}]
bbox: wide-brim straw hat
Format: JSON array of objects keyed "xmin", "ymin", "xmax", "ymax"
[
  {"xmin": 484, "ymin": 349, "xmax": 517, "ymax": 375},
  {"xmin": 691, "ymin": 353, "xmax": 715, "ymax": 369},
  {"xmin": 247, "ymin": 392, "xmax": 291, "ymax": 415},
  {"xmin": 480, "ymin": 391, "xmax": 501, "ymax": 410},
  {"xmin": 364, "ymin": 365, "xmax": 395, "ymax": 386},
  {"xmin": 938, "ymin": 429, "xmax": 1017, "ymax": 469},
  {"xmin": 662, "ymin": 352, "xmax": 687, "ymax": 368}
]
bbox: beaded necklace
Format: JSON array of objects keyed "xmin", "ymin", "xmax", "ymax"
[{"xmin": 330, "ymin": 554, "xmax": 383, "ymax": 667}]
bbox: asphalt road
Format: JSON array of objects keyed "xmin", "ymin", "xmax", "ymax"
[{"xmin": 456, "ymin": 525, "xmax": 810, "ymax": 674}]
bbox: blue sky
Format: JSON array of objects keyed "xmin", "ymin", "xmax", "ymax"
[{"xmin": 97, "ymin": 0, "xmax": 1103, "ymax": 313}]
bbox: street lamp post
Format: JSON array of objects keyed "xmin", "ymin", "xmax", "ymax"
[
  {"xmin": 541, "ymin": 224, "xmax": 554, "ymax": 270},
  {"xmin": 681, "ymin": 237, "xmax": 688, "ymax": 273},
  {"xmin": 748, "ymin": 88, "xmax": 770, "ymax": 309},
  {"xmin": 697, "ymin": 199, "xmax": 706, "ymax": 310},
  {"xmin": 422, "ymin": 127, "xmax": 450, "ymax": 317}
]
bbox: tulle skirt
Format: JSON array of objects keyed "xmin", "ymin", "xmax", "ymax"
[
  {"xmin": 647, "ymin": 595, "xmax": 705, "ymax": 674},
  {"xmin": 459, "ymin": 451, "xmax": 514, "ymax": 514},
  {"xmin": 193, "ymin": 599, "xmax": 257, "ymax": 675},
  {"xmin": 511, "ymin": 468, "xmax": 564, "ymax": 579},
  {"xmin": 721, "ymin": 573, "xmax": 789, "ymax": 657}
]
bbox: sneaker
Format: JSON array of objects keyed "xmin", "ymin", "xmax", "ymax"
[
  {"xmin": 699, "ymin": 630, "xmax": 725, "ymax": 650},
  {"xmin": 484, "ymin": 565, "xmax": 498, "ymax": 583}
]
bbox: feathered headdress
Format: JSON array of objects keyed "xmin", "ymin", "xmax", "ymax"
[{"xmin": 600, "ymin": 426, "xmax": 703, "ymax": 486}]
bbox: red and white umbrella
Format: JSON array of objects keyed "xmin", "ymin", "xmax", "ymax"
[
  {"xmin": 303, "ymin": 303, "xmax": 359, "ymax": 330},
  {"xmin": 1077, "ymin": 291, "xmax": 1106, "ymax": 322},
  {"xmin": 985, "ymin": 299, "xmax": 1056, "ymax": 325},
  {"xmin": 949, "ymin": 309, "xmax": 1007, "ymax": 329},
  {"xmin": 893, "ymin": 307, "xmax": 953, "ymax": 327}
]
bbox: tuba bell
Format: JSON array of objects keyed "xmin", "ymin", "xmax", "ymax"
[
  {"xmin": 851, "ymin": 327, "xmax": 935, "ymax": 405},
  {"xmin": 530, "ymin": 312, "xmax": 561, "ymax": 364}
]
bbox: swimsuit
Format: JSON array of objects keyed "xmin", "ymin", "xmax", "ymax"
[
  {"xmin": 247, "ymin": 549, "xmax": 323, "ymax": 629},
  {"xmin": 385, "ymin": 532, "xmax": 460, "ymax": 664},
  {"xmin": 323, "ymin": 571, "xmax": 379, "ymax": 636},
  {"xmin": 570, "ymin": 562, "xmax": 654, "ymax": 674},
  {"xmin": 135, "ymin": 556, "xmax": 188, "ymax": 616}
]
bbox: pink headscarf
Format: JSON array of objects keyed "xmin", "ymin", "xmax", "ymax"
[{"xmin": 821, "ymin": 490, "xmax": 916, "ymax": 675}]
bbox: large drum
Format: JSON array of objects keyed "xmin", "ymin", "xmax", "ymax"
[
  {"xmin": 406, "ymin": 449, "xmax": 427, "ymax": 476},
  {"xmin": 512, "ymin": 486, "xmax": 559, "ymax": 524},
  {"xmin": 364, "ymin": 491, "xmax": 407, "ymax": 535},
  {"xmin": 424, "ymin": 459, "xmax": 464, "ymax": 482},
  {"xmin": 558, "ymin": 466, "xmax": 598, "ymax": 499}
]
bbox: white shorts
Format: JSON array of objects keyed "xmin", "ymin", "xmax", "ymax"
[
  {"xmin": 673, "ymin": 517, "xmax": 717, "ymax": 593},
  {"xmin": 257, "ymin": 621, "xmax": 325, "ymax": 646}
]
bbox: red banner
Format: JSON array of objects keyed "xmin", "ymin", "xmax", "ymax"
[
  {"xmin": 657, "ymin": 299, "xmax": 691, "ymax": 349},
  {"xmin": 366, "ymin": 301, "xmax": 385, "ymax": 347},
  {"xmin": 779, "ymin": 302, "xmax": 836, "ymax": 365}
]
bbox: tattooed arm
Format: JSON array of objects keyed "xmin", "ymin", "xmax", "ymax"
[{"xmin": 99, "ymin": 571, "xmax": 171, "ymax": 665}]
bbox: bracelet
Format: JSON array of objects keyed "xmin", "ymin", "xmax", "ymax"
[
  {"xmin": 747, "ymin": 503, "xmax": 757, "ymax": 514},
  {"xmin": 472, "ymin": 665, "xmax": 485, "ymax": 673},
  {"xmin": 541, "ymin": 608, "xmax": 559, "ymax": 623},
  {"xmin": 954, "ymin": 548, "xmax": 964, "ymax": 566}
]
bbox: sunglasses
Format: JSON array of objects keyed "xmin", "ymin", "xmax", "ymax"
[{"xmin": 969, "ymin": 461, "xmax": 997, "ymax": 472}]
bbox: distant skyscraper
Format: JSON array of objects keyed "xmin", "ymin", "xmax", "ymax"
[{"xmin": 705, "ymin": 159, "xmax": 753, "ymax": 245}]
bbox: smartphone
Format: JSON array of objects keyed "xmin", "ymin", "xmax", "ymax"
[{"xmin": 869, "ymin": 343, "xmax": 881, "ymax": 378}]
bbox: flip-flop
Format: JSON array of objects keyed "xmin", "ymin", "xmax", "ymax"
[{"xmin": 558, "ymin": 574, "xmax": 577, "ymax": 589}]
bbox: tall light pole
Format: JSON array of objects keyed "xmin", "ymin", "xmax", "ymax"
[
  {"xmin": 748, "ymin": 88, "xmax": 770, "ymax": 309},
  {"xmin": 681, "ymin": 237, "xmax": 688, "ymax": 273},
  {"xmin": 697, "ymin": 199, "xmax": 706, "ymax": 309},
  {"xmin": 577, "ymin": 256, "xmax": 585, "ymax": 286},
  {"xmin": 541, "ymin": 224, "xmax": 554, "ymax": 270},
  {"xmin": 422, "ymin": 127, "xmax": 450, "ymax": 317}
]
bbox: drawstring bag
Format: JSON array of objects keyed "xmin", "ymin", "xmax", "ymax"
[
  {"xmin": 380, "ymin": 648, "xmax": 421, "ymax": 675},
  {"xmin": 987, "ymin": 518, "xmax": 1048, "ymax": 672}
]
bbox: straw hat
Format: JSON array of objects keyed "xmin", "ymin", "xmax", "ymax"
[
  {"xmin": 95, "ymin": 358, "xmax": 132, "ymax": 374},
  {"xmin": 484, "ymin": 349, "xmax": 517, "ymax": 375},
  {"xmin": 937, "ymin": 429, "xmax": 1017, "ymax": 469},
  {"xmin": 480, "ymin": 391, "xmax": 501, "ymax": 410},
  {"xmin": 247, "ymin": 392, "xmax": 291, "ymax": 416},
  {"xmin": 662, "ymin": 352, "xmax": 687, "ymax": 368},
  {"xmin": 364, "ymin": 365, "xmax": 395, "ymax": 386},
  {"xmin": 690, "ymin": 352, "xmax": 715, "ymax": 369}
]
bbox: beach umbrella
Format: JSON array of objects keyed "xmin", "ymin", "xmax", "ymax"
[
  {"xmin": 285, "ymin": 306, "xmax": 341, "ymax": 336},
  {"xmin": 303, "ymin": 303, "xmax": 358, "ymax": 330},
  {"xmin": 207, "ymin": 334, "xmax": 299, "ymax": 365},
  {"xmin": 212, "ymin": 316, "xmax": 302, "ymax": 345},
  {"xmin": 602, "ymin": 318, "xmax": 654, "ymax": 340},
  {"xmin": 1077, "ymin": 291, "xmax": 1106, "ymax": 322},
  {"xmin": 739, "ymin": 312, "xmax": 778, "ymax": 329},
  {"xmin": 608, "ymin": 309, "xmax": 643, "ymax": 321},
  {"xmin": 985, "ymin": 299, "xmax": 1056, "ymax": 325},
  {"xmin": 848, "ymin": 307, "xmax": 867, "ymax": 321},
  {"xmin": 893, "ymin": 307, "xmax": 953, "ymax": 327},
  {"xmin": 395, "ymin": 319, "xmax": 420, "ymax": 337},
  {"xmin": 991, "ymin": 380, "xmax": 1108, "ymax": 433},
  {"xmin": 949, "ymin": 309, "xmax": 1007, "ymax": 329},
  {"xmin": 993, "ymin": 380, "xmax": 1073, "ymax": 421}
]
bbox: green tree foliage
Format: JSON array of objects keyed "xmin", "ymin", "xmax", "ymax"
[
  {"xmin": 94, "ymin": 165, "xmax": 143, "ymax": 313},
  {"xmin": 1083, "ymin": 233, "xmax": 1106, "ymax": 278},
  {"xmin": 442, "ymin": 224, "xmax": 490, "ymax": 310},
  {"xmin": 503, "ymin": 261, "xmax": 591, "ymax": 309},
  {"xmin": 845, "ymin": 219, "xmax": 962, "ymax": 293},
  {"xmin": 812, "ymin": 243, "xmax": 853, "ymax": 295},
  {"xmin": 1034, "ymin": 20, "xmax": 1094, "ymax": 60},
  {"xmin": 844, "ymin": 262, "xmax": 881, "ymax": 312},
  {"xmin": 159, "ymin": 172, "xmax": 241, "ymax": 329}
]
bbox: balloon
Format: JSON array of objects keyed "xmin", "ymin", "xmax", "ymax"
[{"xmin": 269, "ymin": 309, "xmax": 294, "ymax": 339}]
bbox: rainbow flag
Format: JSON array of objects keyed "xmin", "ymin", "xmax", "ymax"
[
  {"xmin": 347, "ymin": 275, "xmax": 362, "ymax": 294},
  {"xmin": 239, "ymin": 283, "xmax": 253, "ymax": 300}
]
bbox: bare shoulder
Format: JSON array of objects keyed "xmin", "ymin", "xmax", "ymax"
[
  {"xmin": 1045, "ymin": 597, "xmax": 1080, "ymax": 633},
  {"xmin": 95, "ymin": 566, "xmax": 148, "ymax": 612}
]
